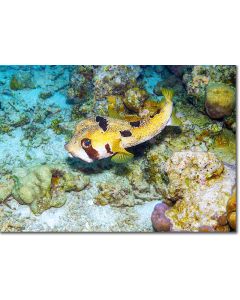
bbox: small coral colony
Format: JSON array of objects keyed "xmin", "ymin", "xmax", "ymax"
[{"xmin": 0, "ymin": 65, "xmax": 236, "ymax": 232}]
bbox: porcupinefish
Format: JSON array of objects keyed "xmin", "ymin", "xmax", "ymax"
[{"xmin": 65, "ymin": 88, "xmax": 173, "ymax": 163}]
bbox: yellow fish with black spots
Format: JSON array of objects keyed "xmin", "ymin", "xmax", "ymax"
[{"xmin": 65, "ymin": 88, "xmax": 174, "ymax": 163}]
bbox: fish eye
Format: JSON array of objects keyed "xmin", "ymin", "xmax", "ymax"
[{"xmin": 81, "ymin": 138, "xmax": 91, "ymax": 148}]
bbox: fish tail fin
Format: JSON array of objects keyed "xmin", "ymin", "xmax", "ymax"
[{"xmin": 161, "ymin": 88, "xmax": 174, "ymax": 102}]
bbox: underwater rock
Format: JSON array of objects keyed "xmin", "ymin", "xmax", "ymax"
[
  {"xmin": 12, "ymin": 164, "xmax": 89, "ymax": 214},
  {"xmin": 94, "ymin": 164, "xmax": 158, "ymax": 207},
  {"xmin": 0, "ymin": 178, "xmax": 14, "ymax": 203},
  {"xmin": 205, "ymin": 83, "xmax": 235, "ymax": 119},
  {"xmin": 226, "ymin": 187, "xmax": 236, "ymax": 231},
  {"xmin": 207, "ymin": 65, "xmax": 236, "ymax": 85},
  {"xmin": 126, "ymin": 160, "xmax": 150, "ymax": 194},
  {"xmin": 93, "ymin": 65, "xmax": 141, "ymax": 100},
  {"xmin": 67, "ymin": 66, "xmax": 95, "ymax": 119},
  {"xmin": 151, "ymin": 202, "xmax": 172, "ymax": 232},
  {"xmin": 155, "ymin": 151, "xmax": 235, "ymax": 232},
  {"xmin": 165, "ymin": 151, "xmax": 224, "ymax": 202},
  {"xmin": 146, "ymin": 143, "xmax": 172, "ymax": 196},
  {"xmin": 94, "ymin": 180, "xmax": 136, "ymax": 207},
  {"xmin": 0, "ymin": 206, "xmax": 25, "ymax": 232},
  {"xmin": 68, "ymin": 65, "xmax": 94, "ymax": 104},
  {"xmin": 123, "ymin": 87, "xmax": 148, "ymax": 113},
  {"xmin": 10, "ymin": 71, "xmax": 35, "ymax": 90}
]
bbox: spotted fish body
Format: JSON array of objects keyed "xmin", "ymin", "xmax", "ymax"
[{"xmin": 65, "ymin": 89, "xmax": 173, "ymax": 163}]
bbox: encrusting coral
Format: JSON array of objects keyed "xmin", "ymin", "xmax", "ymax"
[
  {"xmin": 150, "ymin": 151, "xmax": 235, "ymax": 232},
  {"xmin": 11, "ymin": 164, "xmax": 89, "ymax": 214}
]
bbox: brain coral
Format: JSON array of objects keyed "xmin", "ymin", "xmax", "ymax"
[{"xmin": 205, "ymin": 83, "xmax": 235, "ymax": 119}]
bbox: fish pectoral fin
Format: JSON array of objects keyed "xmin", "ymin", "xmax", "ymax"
[
  {"xmin": 111, "ymin": 139, "xmax": 128, "ymax": 154},
  {"xmin": 111, "ymin": 139, "xmax": 134, "ymax": 163},
  {"xmin": 111, "ymin": 152, "xmax": 134, "ymax": 164}
]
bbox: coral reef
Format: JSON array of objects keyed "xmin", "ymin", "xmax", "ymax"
[
  {"xmin": 205, "ymin": 83, "xmax": 235, "ymax": 119},
  {"xmin": 0, "ymin": 65, "xmax": 237, "ymax": 232},
  {"xmin": 150, "ymin": 151, "xmax": 235, "ymax": 232},
  {"xmin": 123, "ymin": 87, "xmax": 148, "ymax": 113},
  {"xmin": 94, "ymin": 160, "xmax": 159, "ymax": 207},
  {"xmin": 226, "ymin": 187, "xmax": 236, "ymax": 230},
  {"xmin": 0, "ymin": 178, "xmax": 14, "ymax": 203},
  {"xmin": 151, "ymin": 203, "xmax": 172, "ymax": 232},
  {"xmin": 164, "ymin": 151, "xmax": 224, "ymax": 203},
  {"xmin": 94, "ymin": 181, "xmax": 136, "ymax": 207},
  {"xmin": 10, "ymin": 71, "xmax": 35, "ymax": 90},
  {"xmin": 11, "ymin": 164, "xmax": 89, "ymax": 214},
  {"xmin": 67, "ymin": 65, "xmax": 94, "ymax": 104},
  {"xmin": 93, "ymin": 65, "xmax": 141, "ymax": 100},
  {"xmin": 183, "ymin": 65, "xmax": 236, "ymax": 117}
]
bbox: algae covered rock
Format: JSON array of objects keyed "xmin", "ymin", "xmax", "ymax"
[
  {"xmin": 12, "ymin": 164, "xmax": 89, "ymax": 214},
  {"xmin": 0, "ymin": 179, "xmax": 14, "ymax": 203},
  {"xmin": 93, "ymin": 65, "xmax": 141, "ymax": 100},
  {"xmin": 94, "ymin": 181, "xmax": 136, "ymax": 207},
  {"xmin": 10, "ymin": 72, "xmax": 35, "ymax": 90},
  {"xmin": 67, "ymin": 65, "xmax": 94, "ymax": 103},
  {"xmin": 226, "ymin": 187, "xmax": 236, "ymax": 230},
  {"xmin": 164, "ymin": 151, "xmax": 224, "ymax": 202},
  {"xmin": 183, "ymin": 65, "xmax": 236, "ymax": 114},
  {"xmin": 205, "ymin": 83, "xmax": 235, "ymax": 119},
  {"xmin": 151, "ymin": 151, "xmax": 235, "ymax": 232},
  {"xmin": 123, "ymin": 87, "xmax": 148, "ymax": 112},
  {"xmin": 94, "ymin": 163, "xmax": 158, "ymax": 207}
]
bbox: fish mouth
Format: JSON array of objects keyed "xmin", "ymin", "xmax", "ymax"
[
  {"xmin": 64, "ymin": 143, "xmax": 70, "ymax": 151},
  {"xmin": 64, "ymin": 143, "xmax": 75, "ymax": 158},
  {"xmin": 64, "ymin": 143, "xmax": 93, "ymax": 163}
]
